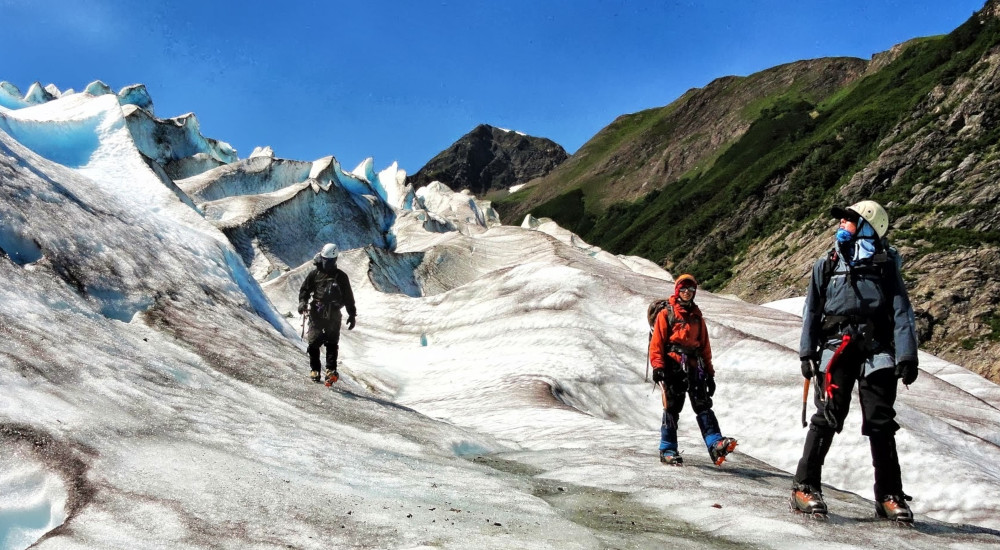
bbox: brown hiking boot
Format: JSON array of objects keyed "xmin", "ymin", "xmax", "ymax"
[
  {"xmin": 875, "ymin": 494, "xmax": 913, "ymax": 524},
  {"xmin": 659, "ymin": 450, "xmax": 684, "ymax": 466},
  {"xmin": 709, "ymin": 437, "xmax": 738, "ymax": 466},
  {"xmin": 790, "ymin": 488, "xmax": 828, "ymax": 517},
  {"xmin": 324, "ymin": 368, "xmax": 339, "ymax": 386}
]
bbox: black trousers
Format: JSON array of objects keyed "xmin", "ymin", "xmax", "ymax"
[
  {"xmin": 793, "ymin": 348, "xmax": 903, "ymax": 499},
  {"xmin": 306, "ymin": 310, "xmax": 342, "ymax": 371},
  {"xmin": 659, "ymin": 366, "xmax": 722, "ymax": 452}
]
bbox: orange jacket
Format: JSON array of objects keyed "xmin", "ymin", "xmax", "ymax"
[{"xmin": 649, "ymin": 295, "xmax": 714, "ymax": 375}]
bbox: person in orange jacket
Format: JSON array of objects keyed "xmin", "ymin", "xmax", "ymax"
[{"xmin": 649, "ymin": 274, "xmax": 738, "ymax": 466}]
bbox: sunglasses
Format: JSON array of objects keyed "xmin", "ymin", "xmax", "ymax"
[{"xmin": 678, "ymin": 287, "xmax": 696, "ymax": 293}]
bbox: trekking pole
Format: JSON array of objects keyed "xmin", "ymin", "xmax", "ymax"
[
  {"xmin": 645, "ymin": 331, "xmax": 652, "ymax": 382},
  {"xmin": 801, "ymin": 378, "xmax": 810, "ymax": 428}
]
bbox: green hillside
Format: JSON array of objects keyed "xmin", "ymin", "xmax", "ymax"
[
  {"xmin": 502, "ymin": 11, "xmax": 1000, "ymax": 291},
  {"xmin": 495, "ymin": 58, "xmax": 867, "ymax": 229}
]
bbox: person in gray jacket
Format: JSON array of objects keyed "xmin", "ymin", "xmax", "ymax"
[
  {"xmin": 299, "ymin": 243, "xmax": 356, "ymax": 383},
  {"xmin": 790, "ymin": 200, "xmax": 919, "ymax": 523}
]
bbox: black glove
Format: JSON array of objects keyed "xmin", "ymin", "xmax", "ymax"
[
  {"xmin": 298, "ymin": 303, "xmax": 308, "ymax": 315},
  {"xmin": 655, "ymin": 354, "xmax": 683, "ymax": 382},
  {"xmin": 706, "ymin": 375, "xmax": 716, "ymax": 397},
  {"xmin": 800, "ymin": 358, "xmax": 818, "ymax": 379},
  {"xmin": 347, "ymin": 315, "xmax": 356, "ymax": 330},
  {"xmin": 652, "ymin": 367, "xmax": 668, "ymax": 384},
  {"xmin": 895, "ymin": 360, "xmax": 918, "ymax": 385}
]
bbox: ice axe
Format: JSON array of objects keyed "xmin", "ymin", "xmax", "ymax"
[
  {"xmin": 300, "ymin": 314, "xmax": 307, "ymax": 339},
  {"xmin": 659, "ymin": 381, "xmax": 677, "ymax": 431},
  {"xmin": 801, "ymin": 377, "xmax": 810, "ymax": 428},
  {"xmin": 645, "ymin": 332, "xmax": 652, "ymax": 382},
  {"xmin": 815, "ymin": 335, "xmax": 853, "ymax": 432}
]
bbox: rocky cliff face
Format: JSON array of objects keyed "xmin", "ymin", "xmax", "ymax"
[{"xmin": 408, "ymin": 124, "xmax": 567, "ymax": 195}]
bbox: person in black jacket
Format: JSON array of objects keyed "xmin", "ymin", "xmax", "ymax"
[
  {"xmin": 791, "ymin": 200, "xmax": 919, "ymax": 523},
  {"xmin": 298, "ymin": 243, "xmax": 356, "ymax": 383}
]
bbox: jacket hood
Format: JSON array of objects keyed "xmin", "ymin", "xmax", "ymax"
[{"xmin": 673, "ymin": 273, "xmax": 698, "ymax": 297}]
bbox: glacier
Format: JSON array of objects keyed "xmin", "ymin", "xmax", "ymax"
[{"xmin": 1, "ymin": 83, "xmax": 999, "ymax": 550}]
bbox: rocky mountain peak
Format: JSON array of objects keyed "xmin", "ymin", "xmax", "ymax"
[
  {"xmin": 408, "ymin": 124, "xmax": 568, "ymax": 196},
  {"xmin": 981, "ymin": 0, "xmax": 1000, "ymax": 19}
]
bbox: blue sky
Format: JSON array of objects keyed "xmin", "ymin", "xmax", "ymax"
[{"xmin": 1, "ymin": 0, "xmax": 987, "ymax": 173}]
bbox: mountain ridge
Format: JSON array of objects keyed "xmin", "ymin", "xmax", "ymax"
[
  {"xmin": 495, "ymin": 56, "xmax": 869, "ymax": 225},
  {"xmin": 484, "ymin": 2, "xmax": 1000, "ymax": 382}
]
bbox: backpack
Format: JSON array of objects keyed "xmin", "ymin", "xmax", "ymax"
[
  {"xmin": 647, "ymin": 298, "xmax": 676, "ymax": 334},
  {"xmin": 820, "ymin": 239, "xmax": 902, "ymax": 295},
  {"xmin": 819, "ymin": 240, "xmax": 917, "ymax": 345},
  {"xmin": 313, "ymin": 272, "xmax": 344, "ymax": 308},
  {"xmin": 645, "ymin": 298, "xmax": 675, "ymax": 382}
]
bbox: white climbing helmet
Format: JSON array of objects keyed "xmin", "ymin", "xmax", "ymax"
[
  {"xmin": 832, "ymin": 200, "xmax": 889, "ymax": 238},
  {"xmin": 320, "ymin": 243, "xmax": 339, "ymax": 259}
]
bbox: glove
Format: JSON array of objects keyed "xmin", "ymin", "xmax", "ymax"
[
  {"xmin": 800, "ymin": 358, "xmax": 818, "ymax": 379},
  {"xmin": 895, "ymin": 360, "xmax": 918, "ymax": 385},
  {"xmin": 652, "ymin": 367, "xmax": 668, "ymax": 384},
  {"xmin": 706, "ymin": 375, "xmax": 716, "ymax": 397},
  {"xmin": 298, "ymin": 303, "xmax": 308, "ymax": 315},
  {"xmin": 347, "ymin": 315, "xmax": 356, "ymax": 330}
]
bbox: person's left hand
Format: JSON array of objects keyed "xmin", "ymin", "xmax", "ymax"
[
  {"xmin": 347, "ymin": 316, "xmax": 356, "ymax": 330},
  {"xmin": 706, "ymin": 375, "xmax": 716, "ymax": 397}
]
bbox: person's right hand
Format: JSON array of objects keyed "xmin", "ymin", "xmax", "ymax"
[
  {"xmin": 298, "ymin": 303, "xmax": 308, "ymax": 315},
  {"xmin": 800, "ymin": 358, "xmax": 817, "ymax": 379},
  {"xmin": 652, "ymin": 367, "xmax": 668, "ymax": 384}
]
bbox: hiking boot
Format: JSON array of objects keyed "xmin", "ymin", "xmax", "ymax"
[
  {"xmin": 309, "ymin": 370, "xmax": 321, "ymax": 383},
  {"xmin": 875, "ymin": 494, "xmax": 913, "ymax": 524},
  {"xmin": 659, "ymin": 450, "xmax": 683, "ymax": 466},
  {"xmin": 324, "ymin": 368, "xmax": 339, "ymax": 386},
  {"xmin": 790, "ymin": 487, "xmax": 828, "ymax": 517},
  {"xmin": 708, "ymin": 437, "xmax": 738, "ymax": 466}
]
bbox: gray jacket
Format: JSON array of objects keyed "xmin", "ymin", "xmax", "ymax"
[{"xmin": 800, "ymin": 246, "xmax": 918, "ymax": 373}]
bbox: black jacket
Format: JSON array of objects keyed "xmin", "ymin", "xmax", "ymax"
[{"xmin": 299, "ymin": 258, "xmax": 356, "ymax": 320}]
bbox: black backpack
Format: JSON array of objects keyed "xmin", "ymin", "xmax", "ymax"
[{"xmin": 314, "ymin": 273, "xmax": 344, "ymax": 308}]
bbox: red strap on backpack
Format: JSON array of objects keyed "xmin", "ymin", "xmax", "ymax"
[{"xmin": 824, "ymin": 334, "xmax": 851, "ymax": 400}]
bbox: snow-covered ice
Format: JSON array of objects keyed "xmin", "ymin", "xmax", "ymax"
[{"xmin": 1, "ymin": 87, "xmax": 999, "ymax": 550}]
